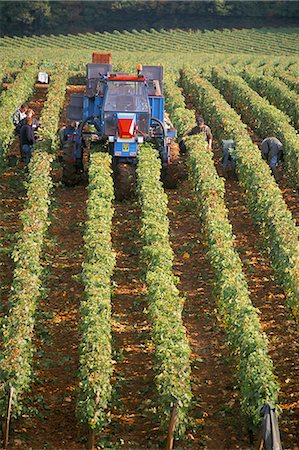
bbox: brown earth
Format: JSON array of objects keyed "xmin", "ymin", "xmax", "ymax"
[
  {"xmin": 9, "ymin": 183, "xmax": 87, "ymax": 450},
  {"xmin": 0, "ymin": 168, "xmax": 25, "ymax": 317},
  {"xmin": 0, "ymin": 84, "xmax": 48, "ymax": 317},
  {"xmin": 2, "ymin": 85, "xmax": 87, "ymax": 449},
  {"xmin": 101, "ymin": 201, "xmax": 158, "ymax": 448},
  {"xmin": 213, "ymin": 146, "xmax": 299, "ymax": 450},
  {"xmin": 167, "ymin": 180, "xmax": 249, "ymax": 449}
]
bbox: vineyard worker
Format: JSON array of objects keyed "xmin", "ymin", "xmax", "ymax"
[
  {"xmin": 179, "ymin": 114, "xmax": 213, "ymax": 152},
  {"xmin": 12, "ymin": 103, "xmax": 28, "ymax": 160},
  {"xmin": 261, "ymin": 137, "xmax": 283, "ymax": 181},
  {"xmin": 20, "ymin": 115, "xmax": 36, "ymax": 165},
  {"xmin": 221, "ymin": 138, "xmax": 237, "ymax": 179},
  {"xmin": 12, "ymin": 103, "xmax": 28, "ymax": 132},
  {"xmin": 197, "ymin": 115, "xmax": 213, "ymax": 150},
  {"xmin": 59, "ymin": 121, "xmax": 78, "ymax": 145}
]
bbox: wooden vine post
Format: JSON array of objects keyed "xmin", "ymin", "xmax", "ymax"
[
  {"xmin": 166, "ymin": 400, "xmax": 178, "ymax": 450},
  {"xmin": 3, "ymin": 385, "xmax": 14, "ymax": 449},
  {"xmin": 258, "ymin": 437, "xmax": 265, "ymax": 450},
  {"xmin": 88, "ymin": 428, "xmax": 95, "ymax": 450}
]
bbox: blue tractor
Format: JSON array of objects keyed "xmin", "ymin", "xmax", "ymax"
[{"xmin": 61, "ymin": 56, "xmax": 178, "ymax": 198}]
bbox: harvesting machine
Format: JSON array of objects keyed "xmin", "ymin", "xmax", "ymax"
[{"xmin": 61, "ymin": 53, "xmax": 177, "ymax": 198}]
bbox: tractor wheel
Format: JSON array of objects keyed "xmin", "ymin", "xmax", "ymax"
[
  {"xmin": 114, "ymin": 163, "xmax": 135, "ymax": 201},
  {"xmin": 162, "ymin": 141, "xmax": 186, "ymax": 189}
]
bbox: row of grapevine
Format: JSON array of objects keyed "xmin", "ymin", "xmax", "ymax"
[
  {"xmin": 177, "ymin": 28, "xmax": 298, "ymax": 55},
  {"xmin": 0, "ymin": 63, "xmax": 37, "ymax": 169},
  {"xmin": 163, "ymin": 75, "xmax": 278, "ymax": 427},
  {"xmin": 0, "ymin": 64, "xmax": 70, "ymax": 423},
  {"xmin": 0, "ymin": 151, "xmax": 53, "ymax": 419},
  {"xmin": 241, "ymin": 71, "xmax": 299, "ymax": 130},
  {"xmin": 180, "ymin": 70, "xmax": 299, "ymax": 322},
  {"xmin": 0, "ymin": 65, "xmax": 10, "ymax": 85},
  {"xmin": 236, "ymin": 65, "xmax": 299, "ymax": 92},
  {"xmin": 77, "ymin": 152, "xmax": 116, "ymax": 433},
  {"xmin": 209, "ymin": 68, "xmax": 299, "ymax": 189},
  {"xmin": 277, "ymin": 72, "xmax": 299, "ymax": 93},
  {"xmin": 36, "ymin": 69, "xmax": 68, "ymax": 153},
  {"xmin": 0, "ymin": 48, "xmax": 296, "ymax": 82},
  {"xmin": 146, "ymin": 28, "xmax": 237, "ymax": 54},
  {"xmin": 164, "ymin": 72, "xmax": 197, "ymax": 139},
  {"xmin": 186, "ymin": 134, "xmax": 279, "ymax": 428},
  {"xmin": 215, "ymin": 28, "xmax": 298, "ymax": 54},
  {"xmin": 1, "ymin": 28, "xmax": 298, "ymax": 55},
  {"xmin": 137, "ymin": 144, "xmax": 192, "ymax": 437}
]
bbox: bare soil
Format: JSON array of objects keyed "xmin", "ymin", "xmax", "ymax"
[
  {"xmin": 213, "ymin": 146, "xmax": 299, "ymax": 449},
  {"xmin": 167, "ymin": 180, "xmax": 250, "ymax": 449},
  {"xmin": 9, "ymin": 183, "xmax": 87, "ymax": 450},
  {"xmin": 101, "ymin": 201, "xmax": 157, "ymax": 448},
  {"xmin": 3, "ymin": 85, "xmax": 87, "ymax": 450},
  {"xmin": 0, "ymin": 167, "xmax": 25, "ymax": 317},
  {"xmin": 0, "ymin": 84, "xmax": 48, "ymax": 317}
]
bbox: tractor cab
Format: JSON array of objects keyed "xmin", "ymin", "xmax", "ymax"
[{"xmin": 103, "ymin": 75, "xmax": 150, "ymax": 157}]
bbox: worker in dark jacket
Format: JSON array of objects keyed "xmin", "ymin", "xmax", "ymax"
[
  {"xmin": 179, "ymin": 114, "xmax": 213, "ymax": 152},
  {"xmin": 12, "ymin": 103, "xmax": 28, "ymax": 159},
  {"xmin": 20, "ymin": 116, "xmax": 36, "ymax": 165},
  {"xmin": 261, "ymin": 137, "xmax": 283, "ymax": 181},
  {"xmin": 59, "ymin": 121, "xmax": 78, "ymax": 145}
]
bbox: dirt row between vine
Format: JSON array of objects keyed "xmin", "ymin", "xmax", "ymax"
[
  {"xmin": 180, "ymin": 84, "xmax": 298, "ymax": 447},
  {"xmin": 0, "ymin": 84, "xmax": 48, "ymax": 321},
  {"xmin": 6, "ymin": 84, "xmax": 154, "ymax": 449},
  {"xmin": 212, "ymin": 146, "xmax": 299, "ymax": 449},
  {"xmin": 102, "ymin": 202, "xmax": 156, "ymax": 448},
  {"xmin": 8, "ymin": 84, "xmax": 87, "ymax": 449},
  {"xmin": 10, "ymin": 182, "xmax": 87, "ymax": 450},
  {"xmin": 166, "ymin": 179, "xmax": 251, "ymax": 449},
  {"xmin": 0, "ymin": 166, "xmax": 25, "ymax": 317}
]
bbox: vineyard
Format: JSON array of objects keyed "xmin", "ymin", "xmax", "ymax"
[{"xmin": 0, "ymin": 26, "xmax": 298, "ymax": 449}]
